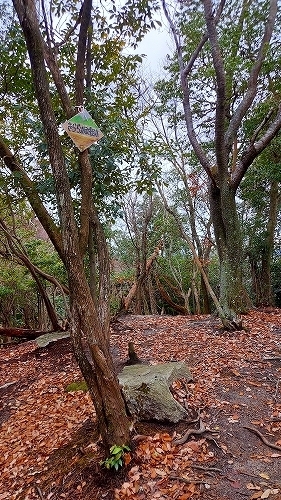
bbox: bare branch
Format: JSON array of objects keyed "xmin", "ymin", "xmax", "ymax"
[
  {"xmin": 232, "ymin": 103, "xmax": 281, "ymax": 189},
  {"xmin": 0, "ymin": 136, "xmax": 63, "ymax": 259},
  {"xmin": 161, "ymin": 0, "xmax": 217, "ymax": 183},
  {"xmin": 203, "ymin": 0, "xmax": 227, "ymax": 172},
  {"xmin": 225, "ymin": 0, "xmax": 278, "ymax": 149}
]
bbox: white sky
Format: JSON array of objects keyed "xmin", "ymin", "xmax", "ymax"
[{"xmin": 137, "ymin": 26, "xmax": 171, "ymax": 75}]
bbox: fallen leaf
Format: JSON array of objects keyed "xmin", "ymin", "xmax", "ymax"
[
  {"xmin": 155, "ymin": 468, "xmax": 166, "ymax": 477},
  {"xmin": 259, "ymin": 473, "xmax": 270, "ymax": 479},
  {"xmin": 230, "ymin": 481, "xmax": 241, "ymax": 488},
  {"xmin": 186, "ymin": 441, "xmax": 201, "ymax": 452},
  {"xmin": 261, "ymin": 489, "xmax": 272, "ymax": 499},
  {"xmin": 250, "ymin": 492, "xmax": 263, "ymax": 499},
  {"xmin": 247, "ymin": 483, "xmax": 261, "ymax": 491}
]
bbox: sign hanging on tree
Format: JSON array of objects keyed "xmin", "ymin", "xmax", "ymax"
[{"xmin": 62, "ymin": 108, "xmax": 103, "ymax": 151}]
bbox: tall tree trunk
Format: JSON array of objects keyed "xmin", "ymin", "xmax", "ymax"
[
  {"xmin": 12, "ymin": 0, "xmax": 130, "ymax": 450},
  {"xmin": 62, "ymin": 242, "xmax": 130, "ymax": 448},
  {"xmin": 123, "ymin": 240, "xmax": 163, "ymax": 313},
  {"xmin": 209, "ymin": 181, "xmax": 251, "ymax": 328},
  {"xmin": 163, "ymin": 0, "xmax": 279, "ymax": 329},
  {"xmin": 249, "ymin": 180, "xmax": 279, "ymax": 306}
]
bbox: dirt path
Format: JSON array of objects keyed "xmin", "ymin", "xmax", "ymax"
[{"xmin": 1, "ymin": 309, "xmax": 281, "ymax": 499}]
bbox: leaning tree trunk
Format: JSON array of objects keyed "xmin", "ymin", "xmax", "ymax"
[
  {"xmin": 123, "ymin": 240, "xmax": 163, "ymax": 313},
  {"xmin": 66, "ymin": 252, "xmax": 131, "ymax": 449}
]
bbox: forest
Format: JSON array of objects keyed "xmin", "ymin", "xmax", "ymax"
[{"xmin": 0, "ymin": 0, "xmax": 281, "ymax": 499}]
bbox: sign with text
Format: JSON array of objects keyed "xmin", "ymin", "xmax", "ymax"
[{"xmin": 62, "ymin": 109, "xmax": 103, "ymax": 151}]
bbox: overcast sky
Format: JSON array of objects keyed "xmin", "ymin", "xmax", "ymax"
[{"xmin": 137, "ymin": 26, "xmax": 171, "ymax": 73}]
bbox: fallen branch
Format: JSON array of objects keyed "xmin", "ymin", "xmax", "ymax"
[
  {"xmin": 244, "ymin": 426, "xmax": 281, "ymax": 451},
  {"xmin": 244, "ymin": 359, "xmax": 267, "ymax": 363},
  {"xmin": 0, "ymin": 327, "xmax": 49, "ymax": 340},
  {"xmin": 263, "ymin": 356, "xmax": 281, "ymax": 361},
  {"xmin": 205, "ymin": 436, "xmax": 223, "ymax": 450},
  {"xmin": 236, "ymin": 470, "xmax": 261, "ymax": 479},
  {"xmin": 35, "ymin": 485, "xmax": 45, "ymax": 500}
]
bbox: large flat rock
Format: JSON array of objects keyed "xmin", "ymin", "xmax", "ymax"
[
  {"xmin": 36, "ymin": 332, "xmax": 70, "ymax": 348},
  {"xmin": 118, "ymin": 361, "xmax": 192, "ymax": 423}
]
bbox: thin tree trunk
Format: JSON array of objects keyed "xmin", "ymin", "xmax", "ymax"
[
  {"xmin": 155, "ymin": 274, "xmax": 189, "ymax": 315},
  {"xmin": 123, "ymin": 240, "xmax": 163, "ymax": 312},
  {"xmin": 250, "ymin": 180, "xmax": 279, "ymax": 306}
]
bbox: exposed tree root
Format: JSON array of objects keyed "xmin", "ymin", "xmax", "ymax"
[
  {"xmin": 173, "ymin": 418, "xmax": 206, "ymax": 445},
  {"xmin": 221, "ymin": 315, "xmax": 243, "ymax": 332},
  {"xmin": 244, "ymin": 425, "xmax": 281, "ymax": 451},
  {"xmin": 191, "ymin": 465, "xmax": 222, "ymax": 474}
]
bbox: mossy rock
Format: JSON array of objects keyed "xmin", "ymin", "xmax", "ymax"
[
  {"xmin": 65, "ymin": 380, "xmax": 88, "ymax": 393},
  {"xmin": 118, "ymin": 361, "xmax": 192, "ymax": 422}
]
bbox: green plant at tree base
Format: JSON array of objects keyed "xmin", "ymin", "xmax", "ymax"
[{"xmin": 101, "ymin": 444, "xmax": 131, "ymax": 471}]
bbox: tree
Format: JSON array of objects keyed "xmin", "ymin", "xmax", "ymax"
[
  {"xmin": 0, "ymin": 214, "xmax": 67, "ymax": 332},
  {"xmin": 241, "ymin": 138, "xmax": 281, "ymax": 306},
  {"xmin": 162, "ymin": 0, "xmax": 281, "ymax": 329},
  {"xmin": 147, "ymin": 83, "xmax": 213, "ymax": 313},
  {"xmin": 0, "ymin": 0, "xmax": 158, "ymax": 450}
]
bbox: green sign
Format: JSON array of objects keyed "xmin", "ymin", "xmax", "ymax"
[{"xmin": 62, "ymin": 109, "xmax": 103, "ymax": 151}]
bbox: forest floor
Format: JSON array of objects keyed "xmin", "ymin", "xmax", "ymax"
[{"xmin": 1, "ymin": 309, "xmax": 281, "ymax": 500}]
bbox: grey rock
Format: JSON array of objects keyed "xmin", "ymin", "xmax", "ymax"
[
  {"xmin": 118, "ymin": 361, "xmax": 192, "ymax": 423},
  {"xmin": 36, "ymin": 332, "xmax": 70, "ymax": 348}
]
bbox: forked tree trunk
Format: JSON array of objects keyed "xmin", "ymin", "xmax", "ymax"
[
  {"xmin": 123, "ymin": 240, "xmax": 163, "ymax": 313},
  {"xmin": 163, "ymin": 0, "xmax": 279, "ymax": 330},
  {"xmin": 12, "ymin": 0, "xmax": 131, "ymax": 450}
]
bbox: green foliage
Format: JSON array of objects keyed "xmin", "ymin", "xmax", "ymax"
[
  {"xmin": 101, "ymin": 444, "xmax": 130, "ymax": 471},
  {"xmin": 0, "ymin": 0, "xmax": 160, "ymax": 219}
]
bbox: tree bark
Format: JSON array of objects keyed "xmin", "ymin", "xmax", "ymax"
[
  {"xmin": 123, "ymin": 240, "xmax": 163, "ymax": 313},
  {"xmin": 0, "ymin": 327, "xmax": 47, "ymax": 339},
  {"xmin": 12, "ymin": 0, "xmax": 130, "ymax": 450},
  {"xmin": 156, "ymin": 276, "xmax": 189, "ymax": 315},
  {"xmin": 162, "ymin": 0, "xmax": 279, "ymax": 329},
  {"xmin": 249, "ymin": 180, "xmax": 279, "ymax": 306}
]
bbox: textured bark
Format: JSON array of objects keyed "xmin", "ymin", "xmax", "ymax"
[
  {"xmin": 123, "ymin": 240, "xmax": 163, "ymax": 313},
  {"xmin": 163, "ymin": 0, "xmax": 279, "ymax": 329},
  {"xmin": 0, "ymin": 327, "xmax": 46, "ymax": 339},
  {"xmin": 249, "ymin": 180, "xmax": 279, "ymax": 306},
  {"xmin": 12, "ymin": 0, "xmax": 130, "ymax": 449}
]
